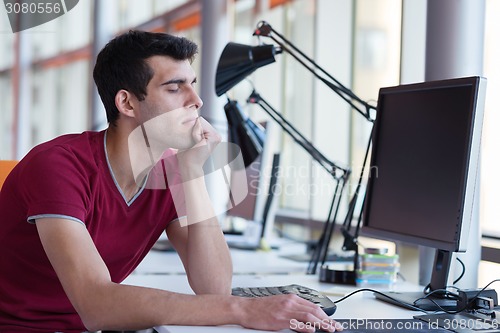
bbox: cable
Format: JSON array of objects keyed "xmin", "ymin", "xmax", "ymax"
[
  {"xmin": 450, "ymin": 278, "xmax": 500, "ymax": 314},
  {"xmin": 414, "ymin": 258, "xmax": 484, "ymax": 314},
  {"xmin": 333, "ymin": 279, "xmax": 500, "ymax": 316},
  {"xmin": 418, "ymin": 279, "xmax": 500, "ymax": 315},
  {"xmin": 421, "ymin": 257, "xmax": 466, "ymax": 295},
  {"xmin": 419, "ymin": 255, "xmax": 465, "ymax": 301},
  {"xmin": 422, "ymin": 286, "xmax": 460, "ymax": 299},
  {"xmin": 413, "ymin": 287, "xmax": 461, "ymax": 313},
  {"xmin": 453, "ymin": 257, "xmax": 465, "ymax": 285},
  {"xmin": 333, "ymin": 288, "xmax": 431, "ymax": 313}
]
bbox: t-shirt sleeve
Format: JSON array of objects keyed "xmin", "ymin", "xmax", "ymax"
[{"xmin": 20, "ymin": 146, "xmax": 92, "ymax": 224}]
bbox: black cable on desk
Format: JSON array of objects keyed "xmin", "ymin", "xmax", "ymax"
[{"xmin": 333, "ymin": 278, "xmax": 500, "ymax": 315}]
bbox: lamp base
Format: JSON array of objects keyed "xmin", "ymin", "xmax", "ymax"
[{"xmin": 319, "ymin": 265, "xmax": 356, "ymax": 285}]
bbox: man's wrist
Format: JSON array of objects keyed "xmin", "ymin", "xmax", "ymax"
[
  {"xmin": 179, "ymin": 166, "xmax": 204, "ymax": 181},
  {"xmin": 228, "ymin": 295, "xmax": 248, "ymax": 327}
]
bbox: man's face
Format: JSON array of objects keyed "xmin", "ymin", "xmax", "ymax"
[{"xmin": 136, "ymin": 55, "xmax": 203, "ymax": 151}]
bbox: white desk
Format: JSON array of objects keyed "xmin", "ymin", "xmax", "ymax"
[
  {"xmin": 133, "ymin": 242, "xmax": 312, "ymax": 275},
  {"xmin": 123, "ymin": 247, "xmax": 426, "ymax": 333},
  {"xmin": 123, "ymin": 274, "xmax": 424, "ymax": 332}
]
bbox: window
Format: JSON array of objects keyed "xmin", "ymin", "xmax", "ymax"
[{"xmin": 480, "ymin": 0, "xmax": 500, "ymax": 238}]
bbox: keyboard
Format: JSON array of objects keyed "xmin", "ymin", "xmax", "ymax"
[{"xmin": 231, "ymin": 284, "xmax": 337, "ymax": 316}]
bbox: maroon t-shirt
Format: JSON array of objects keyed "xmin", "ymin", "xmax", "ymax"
[{"xmin": 0, "ymin": 131, "xmax": 180, "ymax": 332}]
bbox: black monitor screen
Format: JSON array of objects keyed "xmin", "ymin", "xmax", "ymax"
[
  {"xmin": 362, "ymin": 76, "xmax": 485, "ymax": 253},
  {"xmin": 360, "ymin": 76, "xmax": 486, "ymax": 310}
]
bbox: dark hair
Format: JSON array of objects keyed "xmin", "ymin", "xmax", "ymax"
[{"xmin": 93, "ymin": 30, "xmax": 198, "ymax": 126}]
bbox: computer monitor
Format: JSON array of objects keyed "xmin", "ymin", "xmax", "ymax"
[
  {"xmin": 224, "ymin": 121, "xmax": 281, "ymax": 249},
  {"xmin": 361, "ymin": 76, "xmax": 486, "ymax": 310}
]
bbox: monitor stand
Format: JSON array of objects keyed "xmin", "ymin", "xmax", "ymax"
[
  {"xmin": 375, "ymin": 249, "xmax": 458, "ymax": 311},
  {"xmin": 375, "ymin": 291, "xmax": 457, "ymax": 311}
]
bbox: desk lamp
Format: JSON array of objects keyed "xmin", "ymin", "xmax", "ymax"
[
  {"xmin": 224, "ymin": 98, "xmax": 265, "ymax": 168},
  {"xmin": 215, "ymin": 21, "xmax": 376, "ymax": 282}
]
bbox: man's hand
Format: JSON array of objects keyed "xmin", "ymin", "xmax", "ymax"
[
  {"xmin": 236, "ymin": 294, "xmax": 343, "ymax": 333},
  {"xmin": 176, "ymin": 117, "xmax": 221, "ymax": 179}
]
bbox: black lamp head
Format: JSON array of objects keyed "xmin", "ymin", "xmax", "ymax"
[
  {"xmin": 224, "ymin": 99, "xmax": 266, "ymax": 167},
  {"xmin": 215, "ymin": 42, "xmax": 278, "ymax": 96}
]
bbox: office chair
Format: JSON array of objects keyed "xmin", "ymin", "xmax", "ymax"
[{"xmin": 0, "ymin": 160, "xmax": 18, "ymax": 190}]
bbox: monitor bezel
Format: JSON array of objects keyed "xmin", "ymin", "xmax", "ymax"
[{"xmin": 361, "ymin": 76, "xmax": 486, "ymax": 253}]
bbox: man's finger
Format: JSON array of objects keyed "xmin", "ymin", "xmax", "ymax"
[{"xmin": 191, "ymin": 117, "xmax": 204, "ymax": 143}]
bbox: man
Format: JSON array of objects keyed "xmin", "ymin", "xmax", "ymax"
[{"xmin": 0, "ymin": 30, "xmax": 340, "ymax": 333}]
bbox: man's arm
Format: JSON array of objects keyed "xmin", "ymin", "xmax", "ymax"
[
  {"xmin": 166, "ymin": 204, "xmax": 233, "ymax": 295},
  {"xmin": 166, "ymin": 116, "xmax": 232, "ymax": 294},
  {"xmin": 36, "ymin": 218, "xmax": 339, "ymax": 332}
]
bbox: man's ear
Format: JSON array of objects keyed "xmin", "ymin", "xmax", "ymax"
[{"xmin": 115, "ymin": 89, "xmax": 137, "ymax": 119}]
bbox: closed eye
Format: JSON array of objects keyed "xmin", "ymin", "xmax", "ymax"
[
  {"xmin": 161, "ymin": 77, "xmax": 197, "ymax": 92},
  {"xmin": 161, "ymin": 79, "xmax": 183, "ymax": 91}
]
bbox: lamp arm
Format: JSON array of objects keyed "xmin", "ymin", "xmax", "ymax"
[
  {"xmin": 246, "ymin": 90, "xmax": 351, "ymax": 275},
  {"xmin": 247, "ymin": 90, "xmax": 349, "ymax": 181},
  {"xmin": 341, "ymin": 128, "xmax": 373, "ymax": 252},
  {"xmin": 315, "ymin": 175, "xmax": 350, "ymax": 270},
  {"xmin": 254, "ymin": 21, "xmax": 376, "ymax": 122}
]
